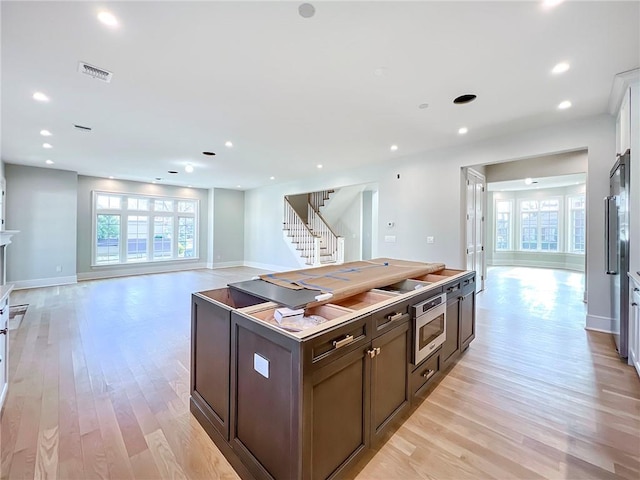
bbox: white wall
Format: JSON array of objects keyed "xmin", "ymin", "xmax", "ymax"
[
  {"xmin": 244, "ymin": 113, "xmax": 615, "ymax": 330},
  {"xmin": 212, "ymin": 188, "xmax": 245, "ymax": 267},
  {"xmin": 76, "ymin": 175, "xmax": 209, "ymax": 280},
  {"xmin": 5, "ymin": 164, "xmax": 78, "ymax": 288},
  {"xmin": 485, "ymin": 150, "xmax": 587, "ymax": 181}
]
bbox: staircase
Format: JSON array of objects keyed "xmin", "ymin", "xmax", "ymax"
[{"xmin": 283, "ymin": 190, "xmax": 344, "ymax": 266}]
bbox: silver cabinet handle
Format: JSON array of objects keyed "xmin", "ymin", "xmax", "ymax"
[
  {"xmin": 386, "ymin": 312, "xmax": 405, "ymax": 322},
  {"xmin": 332, "ymin": 335, "xmax": 354, "ymax": 349},
  {"xmin": 421, "ymin": 369, "xmax": 435, "ymax": 380}
]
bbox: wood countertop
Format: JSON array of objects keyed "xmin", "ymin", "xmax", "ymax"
[{"xmin": 230, "ymin": 258, "xmax": 446, "ymax": 309}]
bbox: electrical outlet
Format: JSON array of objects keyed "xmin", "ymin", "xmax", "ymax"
[
  {"xmin": 427, "ymin": 236, "xmax": 434, "ymax": 244},
  {"xmin": 56, "ymin": 265, "xmax": 62, "ymax": 272}
]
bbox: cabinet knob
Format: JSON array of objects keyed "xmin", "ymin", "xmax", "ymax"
[{"xmin": 367, "ymin": 349, "xmax": 377, "ymax": 358}]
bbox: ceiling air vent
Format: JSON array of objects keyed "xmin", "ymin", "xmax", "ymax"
[{"xmin": 78, "ymin": 62, "xmax": 113, "ymax": 83}]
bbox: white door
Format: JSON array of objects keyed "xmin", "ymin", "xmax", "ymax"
[{"xmin": 465, "ymin": 169, "xmax": 485, "ymax": 292}]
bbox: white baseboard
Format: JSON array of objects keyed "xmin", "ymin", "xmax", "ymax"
[
  {"xmin": 211, "ymin": 261, "xmax": 244, "ymax": 268},
  {"xmin": 77, "ymin": 262, "xmax": 208, "ymax": 281},
  {"xmin": 243, "ymin": 261, "xmax": 291, "ymax": 272},
  {"xmin": 11, "ymin": 275, "xmax": 78, "ymax": 290},
  {"xmin": 585, "ymin": 314, "xmax": 614, "ymax": 333},
  {"xmin": 488, "ymin": 259, "xmax": 584, "ymax": 272}
]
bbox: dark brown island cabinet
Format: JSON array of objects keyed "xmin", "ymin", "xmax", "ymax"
[{"xmin": 190, "ymin": 261, "xmax": 476, "ymax": 480}]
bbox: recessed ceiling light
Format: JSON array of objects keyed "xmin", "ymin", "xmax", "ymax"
[
  {"xmin": 552, "ymin": 62, "xmax": 570, "ymax": 74},
  {"xmin": 225, "ymin": 141, "xmax": 233, "ymax": 148},
  {"xmin": 202, "ymin": 151, "xmax": 216, "ymax": 156},
  {"xmin": 109, "ymin": 176, "xmax": 114, "ymax": 179},
  {"xmin": 187, "ymin": 185, "xmax": 192, "ymax": 188},
  {"xmin": 453, "ymin": 94, "xmax": 477, "ymax": 104},
  {"xmin": 185, "ymin": 164, "xmax": 194, "ymax": 173},
  {"xmin": 558, "ymin": 100, "xmax": 572, "ymax": 110},
  {"xmin": 270, "ymin": 176, "xmax": 275, "ymax": 180},
  {"xmin": 525, "ymin": 178, "xmax": 533, "ymax": 185},
  {"xmin": 45, "ymin": 159, "xmax": 54, "ymax": 165},
  {"xmin": 390, "ymin": 145, "xmax": 399, "ymax": 152},
  {"xmin": 42, "ymin": 143, "xmax": 52, "ymax": 149},
  {"xmin": 458, "ymin": 127, "xmax": 468, "ymax": 135},
  {"xmin": 33, "ymin": 92, "xmax": 49, "ymax": 102},
  {"xmin": 97, "ymin": 11, "xmax": 119, "ymax": 27},
  {"xmin": 40, "ymin": 129, "xmax": 52, "ymax": 136},
  {"xmin": 236, "ymin": 185, "xmax": 242, "ymax": 188},
  {"xmin": 152, "ymin": 181, "xmax": 157, "ymax": 184},
  {"xmin": 542, "ymin": 0, "xmax": 564, "ymax": 9},
  {"xmin": 317, "ymin": 164, "xmax": 323, "ymax": 169}
]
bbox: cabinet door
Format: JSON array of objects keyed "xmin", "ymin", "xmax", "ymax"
[
  {"xmin": 306, "ymin": 346, "xmax": 370, "ymax": 480},
  {"xmin": 191, "ymin": 295, "xmax": 231, "ymax": 439},
  {"xmin": 441, "ymin": 296, "xmax": 460, "ymax": 368},
  {"xmin": 460, "ymin": 289, "xmax": 476, "ymax": 350},
  {"xmin": 371, "ymin": 321, "xmax": 410, "ymax": 444}
]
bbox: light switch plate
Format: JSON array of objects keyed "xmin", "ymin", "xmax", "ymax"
[{"xmin": 253, "ymin": 353, "xmax": 269, "ymax": 378}]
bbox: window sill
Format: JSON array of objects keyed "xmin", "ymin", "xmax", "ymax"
[{"xmin": 91, "ymin": 257, "xmax": 200, "ymax": 268}]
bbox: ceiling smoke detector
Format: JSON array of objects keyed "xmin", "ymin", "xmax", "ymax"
[{"xmin": 78, "ymin": 62, "xmax": 113, "ymax": 83}]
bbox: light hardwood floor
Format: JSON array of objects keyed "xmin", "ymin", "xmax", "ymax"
[{"xmin": 1, "ymin": 266, "xmax": 639, "ymax": 479}]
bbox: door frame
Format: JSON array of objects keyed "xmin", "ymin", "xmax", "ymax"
[{"xmin": 463, "ymin": 168, "xmax": 486, "ymax": 292}]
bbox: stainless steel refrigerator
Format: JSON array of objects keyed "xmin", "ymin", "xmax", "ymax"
[{"xmin": 605, "ymin": 149, "xmax": 631, "ymax": 359}]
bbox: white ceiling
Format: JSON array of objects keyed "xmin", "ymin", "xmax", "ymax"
[{"xmin": 2, "ymin": 1, "xmax": 639, "ymax": 190}]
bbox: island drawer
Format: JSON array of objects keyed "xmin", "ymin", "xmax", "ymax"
[
  {"xmin": 461, "ymin": 274, "xmax": 476, "ymax": 295},
  {"xmin": 411, "ymin": 351, "xmax": 440, "ymax": 396},
  {"xmin": 304, "ymin": 314, "xmax": 371, "ymax": 371},
  {"xmin": 370, "ymin": 299, "xmax": 410, "ymax": 336}
]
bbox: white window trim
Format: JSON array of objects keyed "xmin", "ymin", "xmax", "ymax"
[
  {"xmin": 494, "ymin": 198, "xmax": 514, "ymax": 252},
  {"xmin": 91, "ymin": 191, "xmax": 199, "ymax": 267},
  {"xmin": 516, "ymin": 196, "xmax": 564, "ymax": 253}
]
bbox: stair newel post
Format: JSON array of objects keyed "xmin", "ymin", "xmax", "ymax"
[
  {"xmin": 313, "ymin": 237, "xmax": 321, "ymax": 266},
  {"xmin": 337, "ymin": 237, "xmax": 345, "ymax": 264}
]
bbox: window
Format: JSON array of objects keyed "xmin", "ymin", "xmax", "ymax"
[
  {"xmin": 495, "ymin": 200, "xmax": 512, "ymax": 250},
  {"xmin": 568, "ymin": 195, "xmax": 586, "ymax": 253},
  {"xmin": 519, "ymin": 199, "xmax": 559, "ymax": 251},
  {"xmin": 93, "ymin": 192, "xmax": 197, "ymax": 266}
]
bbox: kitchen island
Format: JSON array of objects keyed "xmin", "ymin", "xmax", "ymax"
[{"xmin": 190, "ymin": 259, "xmax": 476, "ymax": 480}]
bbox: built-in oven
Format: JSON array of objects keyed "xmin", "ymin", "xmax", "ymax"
[{"xmin": 411, "ymin": 293, "xmax": 446, "ymax": 365}]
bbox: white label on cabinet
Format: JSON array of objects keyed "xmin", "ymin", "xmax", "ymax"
[{"xmin": 254, "ymin": 353, "xmax": 270, "ymax": 378}]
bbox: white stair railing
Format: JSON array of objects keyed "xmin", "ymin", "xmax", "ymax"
[
  {"xmin": 307, "ymin": 204, "xmax": 343, "ymax": 264},
  {"xmin": 309, "ymin": 190, "xmax": 334, "ymax": 211},
  {"xmin": 284, "ymin": 198, "xmax": 321, "ymax": 265}
]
